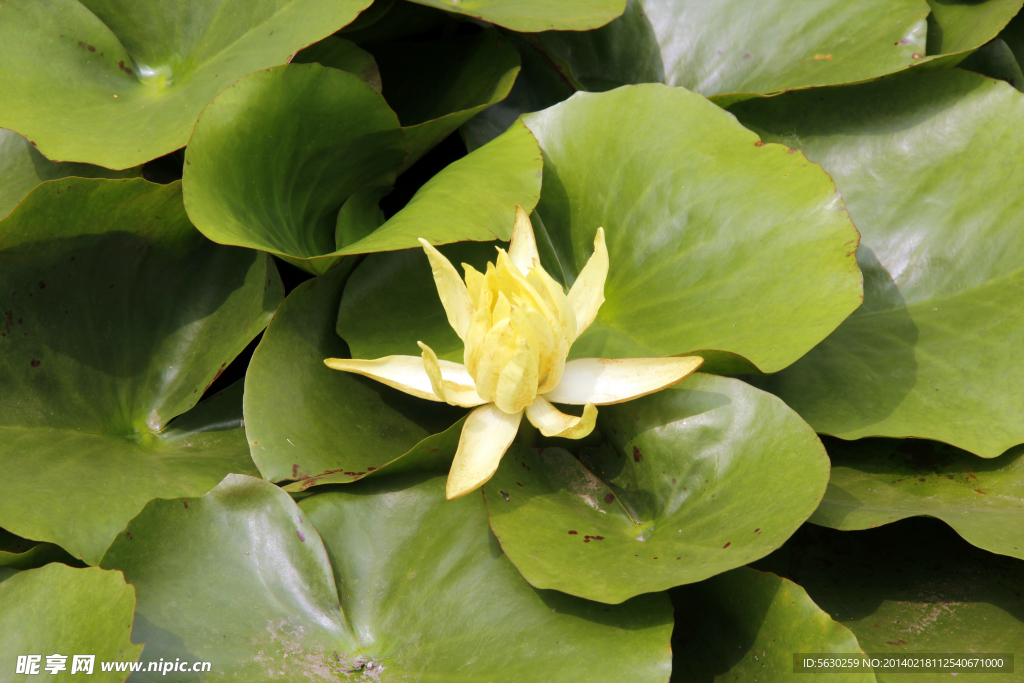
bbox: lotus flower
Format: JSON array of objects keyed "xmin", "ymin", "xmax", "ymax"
[{"xmin": 326, "ymin": 207, "xmax": 703, "ymax": 499}]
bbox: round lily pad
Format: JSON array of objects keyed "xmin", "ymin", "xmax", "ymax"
[
  {"xmin": 0, "ymin": 0, "xmax": 373, "ymax": 168},
  {"xmin": 99, "ymin": 473, "xmax": 674, "ymax": 681},
  {"xmin": 244, "ymin": 263, "xmax": 464, "ymax": 489},
  {"xmin": 522, "ymin": 84, "xmax": 862, "ymax": 374},
  {"xmin": 0, "ymin": 564, "xmax": 143, "ymax": 677},
  {"xmin": 534, "ymin": 0, "xmax": 929, "ymax": 96},
  {"xmin": 755, "ymin": 517, "xmax": 1024, "ymax": 679},
  {"xmin": 184, "ymin": 61, "xmax": 542, "ymax": 271},
  {"xmin": 483, "ymin": 373, "xmax": 830, "ymax": 603},
  {"xmin": 0, "ymin": 178, "xmax": 278, "ymax": 564},
  {"xmin": 810, "ymin": 437, "xmax": 1024, "ymax": 561},
  {"xmin": 671, "ymin": 567, "xmax": 872, "ymax": 683},
  {"xmin": 735, "ymin": 70, "xmax": 1024, "ymax": 457},
  {"xmin": 407, "ymin": 0, "xmax": 626, "ymax": 32}
]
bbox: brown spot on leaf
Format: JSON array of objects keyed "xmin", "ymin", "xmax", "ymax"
[
  {"xmin": 118, "ymin": 60, "xmax": 134, "ymax": 75},
  {"xmin": 632, "ymin": 445, "xmax": 642, "ymax": 462},
  {"xmin": 87, "ymin": 44, "xmax": 95, "ymax": 52},
  {"xmin": 296, "ymin": 529, "xmax": 305, "ymax": 542},
  {"xmin": 755, "ymin": 141, "xmax": 764, "ymax": 147},
  {"xmin": 723, "ymin": 542, "xmax": 731, "ymax": 548},
  {"xmin": 30, "ymin": 359, "xmax": 40, "ymax": 367},
  {"xmin": 568, "ymin": 530, "xmax": 578, "ymax": 535},
  {"xmin": 38, "ymin": 281, "xmax": 45, "ymax": 289},
  {"xmin": 126, "ymin": 530, "xmax": 133, "ymax": 540},
  {"xmin": 604, "ymin": 493, "xmax": 615, "ymax": 503}
]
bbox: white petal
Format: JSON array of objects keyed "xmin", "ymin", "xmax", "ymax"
[
  {"xmin": 419, "ymin": 238, "xmax": 474, "ymax": 340},
  {"xmin": 446, "ymin": 403, "xmax": 523, "ymax": 500},
  {"xmin": 418, "ymin": 341, "xmax": 488, "ymax": 408},
  {"xmin": 543, "ymin": 356, "xmax": 704, "ymax": 405},
  {"xmin": 508, "ymin": 205, "xmax": 539, "ymax": 275},
  {"xmin": 324, "ymin": 356, "xmax": 442, "ymax": 402},
  {"xmin": 567, "ymin": 227, "xmax": 608, "ymax": 338},
  {"xmin": 525, "ymin": 396, "xmax": 597, "ymax": 439}
]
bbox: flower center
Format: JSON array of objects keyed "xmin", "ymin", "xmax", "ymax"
[{"xmin": 462, "ymin": 249, "xmax": 576, "ymax": 413}]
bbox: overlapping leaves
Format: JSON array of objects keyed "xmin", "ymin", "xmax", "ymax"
[
  {"xmin": 0, "ymin": 178, "xmax": 277, "ymax": 564},
  {"xmin": 342, "ymin": 84, "xmax": 863, "ymax": 375},
  {"xmin": 0, "ymin": 0, "xmax": 374, "ymax": 168},
  {"xmin": 482, "ymin": 374, "xmax": 829, "ymax": 603},
  {"xmin": 183, "ymin": 60, "xmax": 541, "ymax": 273},
  {"xmin": 737, "ymin": 70, "xmax": 1024, "ymax": 457},
  {"xmin": 99, "ymin": 473, "xmax": 674, "ymax": 681}
]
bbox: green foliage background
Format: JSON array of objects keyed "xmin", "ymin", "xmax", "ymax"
[{"xmin": 1, "ymin": 0, "xmax": 1022, "ymax": 681}]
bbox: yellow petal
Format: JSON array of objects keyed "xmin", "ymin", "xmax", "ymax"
[
  {"xmin": 508, "ymin": 205, "xmax": 539, "ymax": 275},
  {"xmin": 567, "ymin": 227, "xmax": 608, "ymax": 339},
  {"xmin": 419, "ymin": 238, "xmax": 474, "ymax": 340},
  {"xmin": 462, "ymin": 263, "xmax": 485, "ymax": 308},
  {"xmin": 324, "ymin": 356, "xmax": 442, "ymax": 402},
  {"xmin": 418, "ymin": 342, "xmax": 488, "ymax": 408},
  {"xmin": 525, "ymin": 396, "xmax": 597, "ymax": 439},
  {"xmin": 493, "ymin": 289, "xmax": 512, "ymax": 324},
  {"xmin": 446, "ymin": 403, "xmax": 523, "ymax": 500},
  {"xmin": 494, "ymin": 335, "xmax": 539, "ymax": 414},
  {"xmin": 543, "ymin": 356, "xmax": 704, "ymax": 405},
  {"xmin": 528, "ymin": 266, "xmax": 577, "ymax": 344},
  {"xmin": 472, "ymin": 317, "xmax": 517, "ymax": 402},
  {"xmin": 463, "ymin": 289, "xmax": 493, "ymax": 378}
]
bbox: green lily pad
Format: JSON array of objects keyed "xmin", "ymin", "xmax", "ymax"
[
  {"xmin": 184, "ymin": 62, "xmax": 541, "ymax": 271},
  {"xmin": 0, "ymin": 564, "xmax": 143, "ymax": 677},
  {"xmin": 671, "ymin": 567, "xmax": 873, "ymax": 683},
  {"xmin": 331, "ymin": 119, "xmax": 542, "ymax": 256},
  {"xmin": 407, "ymin": 0, "xmax": 626, "ymax": 32},
  {"xmin": 532, "ymin": 0, "xmax": 929, "ymax": 97},
  {"xmin": 734, "ymin": 70, "xmax": 1024, "ymax": 457},
  {"xmin": 0, "ymin": 178, "xmax": 277, "ymax": 564},
  {"xmin": 182, "ymin": 63, "xmax": 405, "ymax": 271},
  {"xmin": 0, "ymin": 529, "xmax": 82, "ymax": 571},
  {"xmin": 371, "ymin": 28, "xmax": 520, "ymax": 168},
  {"xmin": 483, "ymin": 373, "xmax": 830, "ymax": 604},
  {"xmin": 926, "ymin": 0, "xmax": 1024, "ymax": 56},
  {"xmin": 0, "ymin": 0, "xmax": 372, "ymax": 169},
  {"xmin": 522, "ymin": 84, "xmax": 862, "ymax": 374},
  {"xmin": 810, "ymin": 437, "xmax": 1024, "ymax": 561},
  {"xmin": 756, "ymin": 517, "xmax": 1024, "ymax": 680},
  {"xmin": 303, "ymin": 473, "xmax": 674, "ymax": 681},
  {"xmin": 244, "ymin": 263, "xmax": 464, "ymax": 489},
  {"xmin": 292, "ymin": 35, "xmax": 383, "ymax": 92},
  {"xmin": 101, "ymin": 474, "xmax": 357, "ymax": 681},
  {"xmin": 0, "ymin": 128, "xmax": 138, "ymax": 221},
  {"xmin": 100, "ymin": 473, "xmax": 673, "ymax": 681}
]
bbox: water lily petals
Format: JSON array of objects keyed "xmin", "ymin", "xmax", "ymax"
[
  {"xmin": 472, "ymin": 318, "xmax": 518, "ymax": 402},
  {"xmin": 463, "ymin": 263, "xmax": 486, "ymax": 308},
  {"xmin": 324, "ymin": 355, "xmax": 442, "ymax": 402},
  {"xmin": 567, "ymin": 227, "xmax": 608, "ymax": 339},
  {"xmin": 420, "ymin": 238, "xmax": 474, "ymax": 339},
  {"xmin": 525, "ymin": 396, "xmax": 598, "ymax": 439},
  {"xmin": 495, "ymin": 336, "xmax": 540, "ymax": 414},
  {"xmin": 544, "ymin": 356, "xmax": 704, "ymax": 405},
  {"xmin": 418, "ymin": 341, "xmax": 488, "ymax": 408},
  {"xmin": 447, "ymin": 404, "xmax": 524, "ymax": 500},
  {"xmin": 464, "ymin": 289, "xmax": 493, "ymax": 378},
  {"xmin": 509, "ymin": 205, "xmax": 540, "ymax": 275}
]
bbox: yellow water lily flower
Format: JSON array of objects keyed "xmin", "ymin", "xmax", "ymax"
[{"xmin": 325, "ymin": 207, "xmax": 703, "ymax": 500}]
